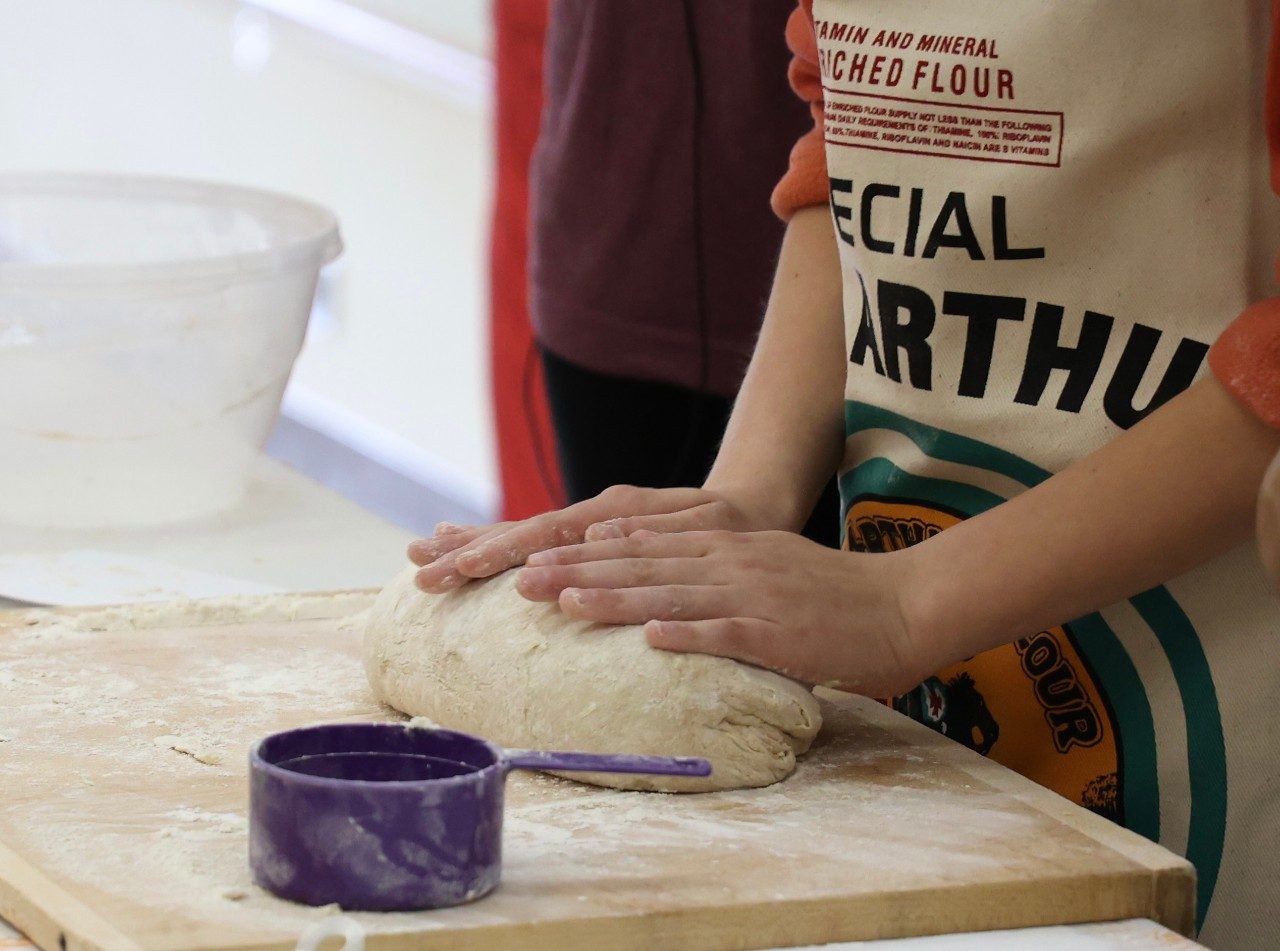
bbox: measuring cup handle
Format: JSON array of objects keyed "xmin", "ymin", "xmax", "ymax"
[{"xmin": 505, "ymin": 750, "xmax": 712, "ymax": 778}]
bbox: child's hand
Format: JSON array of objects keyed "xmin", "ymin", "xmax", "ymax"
[
  {"xmin": 408, "ymin": 486, "xmax": 773, "ymax": 594},
  {"xmin": 514, "ymin": 529, "xmax": 931, "ymax": 697}
]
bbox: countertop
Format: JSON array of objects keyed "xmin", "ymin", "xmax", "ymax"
[{"xmin": 0, "ymin": 457, "xmax": 416, "ymax": 608}]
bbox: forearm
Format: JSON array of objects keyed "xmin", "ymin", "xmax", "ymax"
[
  {"xmin": 905, "ymin": 375, "xmax": 1280, "ymax": 667},
  {"xmin": 1260, "ymin": 451, "xmax": 1280, "ymax": 586},
  {"xmin": 705, "ymin": 205, "xmax": 846, "ymax": 531}
]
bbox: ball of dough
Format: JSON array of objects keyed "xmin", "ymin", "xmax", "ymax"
[{"xmin": 362, "ymin": 567, "xmax": 822, "ymax": 792}]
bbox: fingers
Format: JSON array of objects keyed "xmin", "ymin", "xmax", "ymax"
[
  {"xmin": 645, "ymin": 616, "xmax": 782, "ymax": 669},
  {"xmin": 526, "ymin": 530, "xmax": 725, "ymax": 568},
  {"xmin": 413, "ymin": 485, "xmax": 718, "ymax": 592},
  {"xmin": 515, "ymin": 557, "xmax": 711, "ymax": 600},
  {"xmin": 586, "ymin": 502, "xmax": 729, "ymax": 540},
  {"xmin": 556, "ymin": 584, "xmax": 736, "ymax": 625},
  {"xmin": 413, "ymin": 523, "xmax": 512, "ymax": 591},
  {"xmin": 451, "ymin": 516, "xmax": 586, "ymax": 577},
  {"xmin": 578, "ymin": 485, "xmax": 726, "ymax": 540},
  {"xmin": 414, "ymin": 511, "xmax": 588, "ymax": 592},
  {"xmin": 407, "ymin": 526, "xmax": 485, "ymax": 566},
  {"xmin": 438, "ymin": 520, "xmax": 472, "ymax": 532}
]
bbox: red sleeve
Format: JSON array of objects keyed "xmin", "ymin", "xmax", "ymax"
[
  {"xmin": 490, "ymin": 0, "xmax": 564, "ymax": 519},
  {"xmin": 770, "ymin": 0, "xmax": 829, "ymax": 220},
  {"xmin": 1208, "ymin": 2, "xmax": 1280, "ymax": 429}
]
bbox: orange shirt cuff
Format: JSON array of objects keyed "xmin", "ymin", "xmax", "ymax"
[
  {"xmin": 772, "ymin": 0, "xmax": 828, "ymax": 221},
  {"xmin": 771, "ymin": 124, "xmax": 828, "ymax": 220},
  {"xmin": 1209, "ymin": 298, "xmax": 1280, "ymax": 429}
]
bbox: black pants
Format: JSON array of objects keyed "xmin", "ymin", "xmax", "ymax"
[{"xmin": 539, "ymin": 347, "xmax": 841, "ymax": 547}]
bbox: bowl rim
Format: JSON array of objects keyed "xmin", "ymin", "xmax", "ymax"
[{"xmin": 0, "ymin": 171, "xmax": 342, "ymax": 288}]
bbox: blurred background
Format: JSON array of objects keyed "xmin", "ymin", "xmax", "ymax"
[{"xmin": 0, "ymin": 0, "xmax": 499, "ymax": 531}]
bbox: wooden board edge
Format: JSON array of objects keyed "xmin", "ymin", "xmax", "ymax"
[
  {"xmin": 1148, "ymin": 865, "xmax": 1198, "ymax": 938},
  {"xmin": 0, "ymin": 840, "xmax": 140, "ymax": 951},
  {"xmin": 152, "ymin": 872, "xmax": 1192, "ymax": 951},
  {"xmin": 372, "ymin": 874, "xmax": 1191, "ymax": 951}
]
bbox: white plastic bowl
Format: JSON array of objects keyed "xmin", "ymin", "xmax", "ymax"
[{"xmin": 0, "ymin": 173, "xmax": 342, "ymax": 528}]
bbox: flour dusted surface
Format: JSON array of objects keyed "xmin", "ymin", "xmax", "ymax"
[
  {"xmin": 362, "ymin": 568, "xmax": 822, "ymax": 792},
  {"xmin": 0, "ymin": 593, "xmax": 1192, "ymax": 947}
]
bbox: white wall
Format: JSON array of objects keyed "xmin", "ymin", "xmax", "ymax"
[{"xmin": 0, "ymin": 0, "xmax": 498, "ymax": 515}]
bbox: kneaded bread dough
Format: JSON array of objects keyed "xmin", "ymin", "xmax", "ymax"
[{"xmin": 362, "ymin": 567, "xmax": 822, "ymax": 792}]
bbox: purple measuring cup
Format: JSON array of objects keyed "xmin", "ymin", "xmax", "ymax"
[{"xmin": 248, "ymin": 722, "xmax": 711, "ymax": 911}]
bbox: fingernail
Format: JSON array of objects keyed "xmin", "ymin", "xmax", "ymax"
[
  {"xmin": 525, "ymin": 550, "xmax": 552, "ymax": 566},
  {"xmin": 563, "ymin": 588, "xmax": 587, "ymax": 606},
  {"xmin": 516, "ymin": 567, "xmax": 549, "ymax": 587},
  {"xmin": 435, "ymin": 521, "xmax": 465, "ymax": 535},
  {"xmin": 456, "ymin": 549, "xmax": 484, "ymax": 569}
]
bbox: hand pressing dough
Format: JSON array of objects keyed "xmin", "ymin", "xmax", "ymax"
[{"xmin": 362, "ymin": 567, "xmax": 822, "ymax": 792}]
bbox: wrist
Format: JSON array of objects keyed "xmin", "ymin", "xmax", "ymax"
[
  {"xmin": 701, "ymin": 475, "xmax": 808, "ymax": 532},
  {"xmin": 894, "ymin": 540, "xmax": 991, "ymax": 678}
]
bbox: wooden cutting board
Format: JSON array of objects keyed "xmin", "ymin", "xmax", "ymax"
[{"xmin": 0, "ymin": 594, "xmax": 1194, "ymax": 951}]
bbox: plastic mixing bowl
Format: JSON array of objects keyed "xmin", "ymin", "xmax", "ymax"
[{"xmin": 0, "ymin": 173, "xmax": 341, "ymax": 528}]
